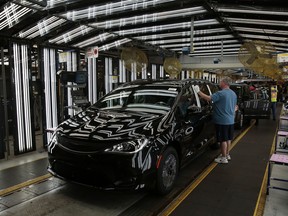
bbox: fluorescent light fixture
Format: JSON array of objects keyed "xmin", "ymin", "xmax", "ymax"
[
  {"xmin": 115, "ymin": 19, "xmax": 219, "ymax": 36},
  {"xmin": 159, "ymin": 39, "xmax": 239, "ymax": 49},
  {"xmin": 18, "ymin": 16, "xmax": 66, "ymax": 38},
  {"xmin": 189, "ymin": 51, "xmax": 240, "ymax": 57},
  {"xmin": 49, "ymin": 25, "xmax": 94, "ymax": 44},
  {"xmin": 134, "ymin": 28, "xmax": 228, "ymax": 40},
  {"xmin": 99, "ymin": 38, "xmax": 132, "ymax": 51},
  {"xmin": 167, "ymin": 43, "xmax": 241, "ymax": 49},
  {"xmin": 189, "ymin": 47, "xmax": 239, "ymax": 54},
  {"xmin": 44, "ymin": 48, "xmax": 59, "ymax": 143},
  {"xmin": 217, "ymin": 8, "xmax": 288, "ymax": 16},
  {"xmin": 239, "ymin": 33, "xmax": 288, "ymax": 41},
  {"xmin": 0, "ymin": 3, "xmax": 32, "ymax": 30},
  {"xmin": 234, "ymin": 27, "xmax": 288, "ymax": 36},
  {"xmin": 50, "ymin": 49, "xmax": 58, "ymax": 126},
  {"xmin": 84, "ymin": 59, "xmax": 98, "ymax": 106},
  {"xmin": 105, "ymin": 57, "xmax": 109, "ymax": 94},
  {"xmin": 43, "ymin": 48, "xmax": 51, "ymax": 143},
  {"xmin": 152, "ymin": 64, "xmax": 156, "ymax": 79},
  {"xmin": 274, "ymin": 47, "xmax": 288, "ymax": 52},
  {"xmin": 73, "ymin": 32, "xmax": 116, "ymax": 48},
  {"xmin": 47, "ymin": 0, "xmax": 67, "ymax": 8},
  {"xmin": 13, "ymin": 43, "xmax": 34, "ymax": 152},
  {"xmin": 64, "ymin": 0, "xmax": 175, "ymax": 21},
  {"xmin": 119, "ymin": 59, "xmax": 127, "ymax": 83},
  {"xmin": 91, "ymin": 7, "xmax": 206, "ymax": 29},
  {"xmin": 21, "ymin": 44, "xmax": 33, "ymax": 150},
  {"xmin": 160, "ymin": 65, "xmax": 164, "ymax": 78},
  {"xmin": 225, "ymin": 17, "xmax": 288, "ymax": 27},
  {"xmin": 150, "ymin": 35, "xmax": 235, "ymax": 45},
  {"xmin": 13, "ymin": 43, "xmax": 25, "ymax": 152}
]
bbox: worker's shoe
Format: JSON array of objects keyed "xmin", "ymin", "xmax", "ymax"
[
  {"xmin": 226, "ymin": 154, "xmax": 231, "ymax": 161},
  {"xmin": 219, "ymin": 154, "xmax": 231, "ymax": 161},
  {"xmin": 214, "ymin": 156, "xmax": 228, "ymax": 164}
]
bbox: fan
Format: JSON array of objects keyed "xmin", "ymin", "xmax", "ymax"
[
  {"xmin": 238, "ymin": 40, "xmax": 280, "ymax": 78},
  {"xmin": 163, "ymin": 57, "xmax": 182, "ymax": 78},
  {"xmin": 120, "ymin": 47, "xmax": 148, "ymax": 73}
]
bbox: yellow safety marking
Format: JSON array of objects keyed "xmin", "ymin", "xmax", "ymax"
[
  {"xmin": 160, "ymin": 122, "xmax": 255, "ymax": 216},
  {"xmin": 253, "ymin": 129, "xmax": 277, "ymax": 216},
  {"xmin": 0, "ymin": 173, "xmax": 52, "ymax": 197}
]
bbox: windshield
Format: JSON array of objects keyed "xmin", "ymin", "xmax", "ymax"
[{"xmin": 94, "ymin": 84, "xmax": 180, "ymax": 113}]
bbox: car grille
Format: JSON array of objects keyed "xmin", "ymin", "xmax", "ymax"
[
  {"xmin": 57, "ymin": 135, "xmax": 110, "ymax": 152},
  {"xmin": 51, "ymin": 159, "xmax": 137, "ymax": 189}
]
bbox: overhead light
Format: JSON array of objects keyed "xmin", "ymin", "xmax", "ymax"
[
  {"xmin": 25, "ymin": 0, "xmax": 47, "ymax": 7},
  {"xmin": 217, "ymin": 8, "xmax": 287, "ymax": 16},
  {"xmin": 134, "ymin": 28, "xmax": 228, "ymax": 41},
  {"xmin": 91, "ymin": 7, "xmax": 206, "ymax": 29},
  {"xmin": 225, "ymin": 18, "xmax": 288, "ymax": 27},
  {"xmin": 239, "ymin": 33, "xmax": 288, "ymax": 41},
  {"xmin": 151, "ymin": 35, "xmax": 234, "ymax": 45},
  {"xmin": 0, "ymin": 3, "xmax": 32, "ymax": 30},
  {"xmin": 188, "ymin": 51, "xmax": 239, "ymax": 57},
  {"xmin": 73, "ymin": 32, "xmax": 116, "ymax": 48},
  {"xmin": 64, "ymin": 0, "xmax": 175, "ymax": 21},
  {"xmin": 99, "ymin": 38, "xmax": 132, "ymax": 51},
  {"xmin": 234, "ymin": 27, "xmax": 288, "ymax": 36},
  {"xmin": 18, "ymin": 16, "xmax": 66, "ymax": 38},
  {"xmin": 115, "ymin": 19, "xmax": 219, "ymax": 36},
  {"xmin": 49, "ymin": 25, "xmax": 94, "ymax": 44}
]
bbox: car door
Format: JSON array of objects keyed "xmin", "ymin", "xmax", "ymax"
[
  {"xmin": 243, "ymin": 85, "xmax": 271, "ymax": 119},
  {"xmin": 196, "ymin": 83, "xmax": 215, "ymax": 142},
  {"xmin": 175, "ymin": 85, "xmax": 205, "ymax": 162}
]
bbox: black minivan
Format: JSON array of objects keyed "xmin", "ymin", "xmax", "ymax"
[
  {"xmin": 230, "ymin": 83, "xmax": 271, "ymax": 128},
  {"xmin": 47, "ymin": 79, "xmax": 217, "ymax": 194}
]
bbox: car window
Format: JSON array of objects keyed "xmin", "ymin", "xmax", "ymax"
[
  {"xmin": 178, "ymin": 86, "xmax": 197, "ymax": 116},
  {"xmin": 94, "ymin": 85, "xmax": 180, "ymax": 113},
  {"xmin": 199, "ymin": 84, "xmax": 210, "ymax": 107},
  {"xmin": 207, "ymin": 83, "xmax": 219, "ymax": 94}
]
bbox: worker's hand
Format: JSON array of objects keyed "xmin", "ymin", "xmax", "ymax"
[{"xmin": 194, "ymin": 85, "xmax": 200, "ymax": 93}]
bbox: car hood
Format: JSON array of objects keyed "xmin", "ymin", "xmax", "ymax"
[{"xmin": 56, "ymin": 107, "xmax": 171, "ymax": 142}]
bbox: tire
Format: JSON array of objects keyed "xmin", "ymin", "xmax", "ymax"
[{"xmin": 155, "ymin": 147, "xmax": 179, "ymax": 195}]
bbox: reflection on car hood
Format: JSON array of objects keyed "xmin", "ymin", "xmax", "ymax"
[{"xmin": 56, "ymin": 107, "xmax": 171, "ymax": 141}]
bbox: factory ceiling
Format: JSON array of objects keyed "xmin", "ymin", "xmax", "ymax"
[{"xmin": 0, "ymin": 0, "xmax": 287, "ymax": 60}]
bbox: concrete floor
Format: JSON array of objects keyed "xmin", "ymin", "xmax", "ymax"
[
  {"xmin": 264, "ymin": 164, "xmax": 288, "ymax": 216},
  {"xmin": 1, "ymin": 145, "xmax": 287, "ymax": 216}
]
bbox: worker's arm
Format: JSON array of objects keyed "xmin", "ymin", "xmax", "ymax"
[{"xmin": 194, "ymin": 85, "xmax": 212, "ymax": 102}]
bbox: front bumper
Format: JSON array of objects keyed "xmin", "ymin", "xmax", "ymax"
[{"xmin": 48, "ymin": 145, "xmax": 156, "ymax": 191}]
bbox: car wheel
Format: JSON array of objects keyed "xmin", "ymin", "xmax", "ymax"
[{"xmin": 156, "ymin": 147, "xmax": 179, "ymax": 195}]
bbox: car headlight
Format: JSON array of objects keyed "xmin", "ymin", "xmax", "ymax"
[{"xmin": 104, "ymin": 138, "xmax": 149, "ymax": 154}]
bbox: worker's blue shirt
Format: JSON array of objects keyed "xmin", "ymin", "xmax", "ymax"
[{"xmin": 211, "ymin": 88, "xmax": 237, "ymax": 125}]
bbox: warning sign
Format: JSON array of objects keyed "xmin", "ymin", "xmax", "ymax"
[
  {"xmin": 86, "ymin": 46, "xmax": 99, "ymax": 58},
  {"xmin": 277, "ymin": 53, "xmax": 288, "ymax": 63}
]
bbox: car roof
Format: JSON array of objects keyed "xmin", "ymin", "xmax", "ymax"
[{"xmin": 120, "ymin": 79, "xmax": 213, "ymax": 88}]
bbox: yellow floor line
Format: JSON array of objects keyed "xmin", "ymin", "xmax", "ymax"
[
  {"xmin": 0, "ymin": 173, "xmax": 52, "ymax": 197},
  {"xmin": 253, "ymin": 129, "xmax": 277, "ymax": 216},
  {"xmin": 160, "ymin": 122, "xmax": 255, "ymax": 216}
]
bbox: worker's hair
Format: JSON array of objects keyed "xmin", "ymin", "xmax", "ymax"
[{"xmin": 220, "ymin": 77, "xmax": 232, "ymax": 86}]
